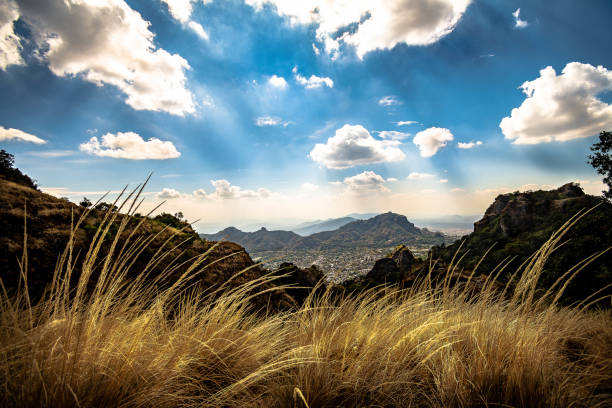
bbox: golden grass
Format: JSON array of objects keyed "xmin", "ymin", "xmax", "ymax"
[{"xmin": 1, "ymin": 187, "xmax": 611, "ymax": 407}]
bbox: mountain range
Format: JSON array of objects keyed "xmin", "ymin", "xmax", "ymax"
[{"xmin": 200, "ymin": 212, "xmax": 449, "ymax": 253}]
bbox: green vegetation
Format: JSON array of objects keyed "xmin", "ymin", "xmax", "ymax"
[
  {"xmin": 1, "ymin": 186, "xmax": 611, "ymax": 407},
  {"xmin": 589, "ymin": 130, "xmax": 612, "ymax": 200}
]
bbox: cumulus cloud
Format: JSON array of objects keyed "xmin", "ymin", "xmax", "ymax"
[
  {"xmin": 246, "ymin": 0, "xmax": 471, "ymax": 58},
  {"xmin": 0, "ymin": 126, "xmax": 46, "ymax": 144},
  {"xmin": 193, "ymin": 180, "xmax": 271, "ymax": 200},
  {"xmin": 0, "ymin": 1, "xmax": 23, "ymax": 70},
  {"xmin": 378, "ymin": 131, "xmax": 411, "ymax": 140},
  {"xmin": 379, "ymin": 96, "xmax": 401, "ymax": 106},
  {"xmin": 457, "ymin": 140, "xmax": 482, "ymax": 149},
  {"xmin": 500, "ymin": 63, "xmax": 612, "ymax": 144},
  {"xmin": 309, "ymin": 124, "xmax": 405, "ymax": 169},
  {"xmin": 450, "ymin": 187, "xmax": 465, "ymax": 192},
  {"xmin": 397, "ymin": 120, "xmax": 418, "ymax": 126},
  {"xmin": 343, "ymin": 171, "xmax": 389, "ymax": 194},
  {"xmin": 407, "ymin": 172, "xmax": 434, "ymax": 180},
  {"xmin": 512, "ymin": 8, "xmax": 528, "ymax": 28},
  {"xmin": 11, "ymin": 0, "xmax": 195, "ymax": 115},
  {"xmin": 439, "ymin": 179, "xmax": 448, "ymax": 183},
  {"xmin": 413, "ymin": 127, "xmax": 454, "ymax": 157},
  {"xmin": 293, "ymin": 66, "xmax": 333, "ymax": 89},
  {"xmin": 386, "ymin": 177, "xmax": 398, "ymax": 182},
  {"xmin": 80, "ymin": 131, "xmax": 181, "ymax": 160},
  {"xmin": 156, "ymin": 188, "xmax": 181, "ymax": 199},
  {"xmin": 268, "ymin": 74, "xmax": 288, "ymax": 89}
]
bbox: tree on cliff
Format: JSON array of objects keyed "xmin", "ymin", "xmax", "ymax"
[{"xmin": 588, "ymin": 131, "xmax": 612, "ymax": 201}]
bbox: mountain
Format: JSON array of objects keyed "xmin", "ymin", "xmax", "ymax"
[
  {"xmin": 200, "ymin": 227, "xmax": 302, "ymax": 251},
  {"xmin": 201, "ymin": 212, "xmax": 449, "ymax": 253},
  {"xmin": 430, "ymin": 183, "xmax": 612, "ymax": 305},
  {"xmin": 411, "ymin": 214, "xmax": 480, "ymax": 235},
  {"xmin": 293, "ymin": 216, "xmax": 357, "ymax": 236}
]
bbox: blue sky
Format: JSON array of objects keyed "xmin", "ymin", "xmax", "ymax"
[{"xmin": 1, "ymin": 0, "xmax": 611, "ymax": 232}]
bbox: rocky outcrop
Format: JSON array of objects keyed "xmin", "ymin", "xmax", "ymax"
[
  {"xmin": 272, "ymin": 263, "xmax": 325, "ymax": 304},
  {"xmin": 474, "ymin": 183, "xmax": 587, "ymax": 237},
  {"xmin": 432, "ymin": 183, "xmax": 612, "ymax": 306},
  {"xmin": 366, "ymin": 245, "xmax": 415, "ymax": 284}
]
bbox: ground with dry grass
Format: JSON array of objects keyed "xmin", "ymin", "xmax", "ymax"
[{"xmin": 1, "ymin": 188, "xmax": 611, "ymax": 408}]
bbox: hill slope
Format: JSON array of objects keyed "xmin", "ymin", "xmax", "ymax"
[
  {"xmin": 430, "ymin": 183, "xmax": 612, "ymax": 304},
  {"xmin": 0, "ymin": 178, "xmax": 296, "ymax": 309}
]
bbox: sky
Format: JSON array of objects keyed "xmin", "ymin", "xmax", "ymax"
[{"xmin": 1, "ymin": 0, "xmax": 611, "ymax": 232}]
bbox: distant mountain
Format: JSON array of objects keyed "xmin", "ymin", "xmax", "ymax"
[
  {"xmin": 430, "ymin": 183, "xmax": 612, "ymax": 305},
  {"xmin": 201, "ymin": 227, "xmax": 302, "ymax": 251},
  {"xmin": 411, "ymin": 215, "xmax": 479, "ymax": 235},
  {"xmin": 201, "ymin": 212, "xmax": 450, "ymax": 253},
  {"xmin": 293, "ymin": 216, "xmax": 357, "ymax": 236}
]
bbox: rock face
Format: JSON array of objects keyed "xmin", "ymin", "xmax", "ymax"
[{"xmin": 0, "ymin": 178, "xmax": 295, "ymax": 311}]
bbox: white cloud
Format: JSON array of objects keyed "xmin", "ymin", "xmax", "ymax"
[
  {"xmin": 293, "ymin": 66, "xmax": 333, "ymax": 89},
  {"xmin": 512, "ymin": 8, "xmax": 528, "ymax": 28},
  {"xmin": 188, "ymin": 21, "xmax": 208, "ymax": 39},
  {"xmin": 397, "ymin": 121, "xmax": 418, "ymax": 126},
  {"xmin": 312, "ymin": 43, "xmax": 320, "ymax": 55},
  {"xmin": 500, "ymin": 63, "xmax": 612, "ymax": 144},
  {"xmin": 413, "ymin": 127, "xmax": 454, "ymax": 157},
  {"xmin": 193, "ymin": 180, "xmax": 271, "ymax": 200},
  {"xmin": 450, "ymin": 187, "xmax": 464, "ymax": 192},
  {"xmin": 246, "ymin": 0, "xmax": 471, "ymax": 58},
  {"xmin": 27, "ymin": 150, "xmax": 75, "ymax": 158},
  {"xmin": 439, "ymin": 179, "xmax": 448, "ymax": 183},
  {"xmin": 161, "ymin": 0, "xmax": 193, "ymax": 23},
  {"xmin": 301, "ymin": 182, "xmax": 319, "ymax": 191},
  {"xmin": 457, "ymin": 140, "xmax": 482, "ymax": 149},
  {"xmin": 80, "ymin": 132, "xmax": 181, "ymax": 160},
  {"xmin": 268, "ymin": 74, "xmax": 288, "ymax": 89},
  {"xmin": 12, "ymin": 0, "xmax": 195, "ymax": 116},
  {"xmin": 0, "ymin": 126, "xmax": 46, "ymax": 144},
  {"xmin": 0, "ymin": 0, "xmax": 23, "ymax": 70},
  {"xmin": 407, "ymin": 172, "xmax": 434, "ymax": 180},
  {"xmin": 309, "ymin": 124, "xmax": 405, "ymax": 169},
  {"xmin": 379, "ymin": 96, "xmax": 401, "ymax": 106},
  {"xmin": 378, "ymin": 130, "xmax": 411, "ymax": 140},
  {"xmin": 156, "ymin": 188, "xmax": 182, "ymax": 199},
  {"xmin": 255, "ymin": 115, "xmax": 290, "ymax": 127},
  {"xmin": 386, "ymin": 177, "xmax": 398, "ymax": 182},
  {"xmin": 343, "ymin": 171, "xmax": 389, "ymax": 194}
]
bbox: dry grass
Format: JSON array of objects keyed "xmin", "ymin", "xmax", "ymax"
[{"xmin": 1, "ymin": 188, "xmax": 611, "ymax": 407}]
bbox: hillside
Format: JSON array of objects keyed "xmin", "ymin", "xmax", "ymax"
[
  {"xmin": 430, "ymin": 183, "xmax": 612, "ymax": 305},
  {"xmin": 0, "ymin": 178, "xmax": 296, "ymax": 310},
  {"xmin": 201, "ymin": 212, "xmax": 450, "ymax": 254}
]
